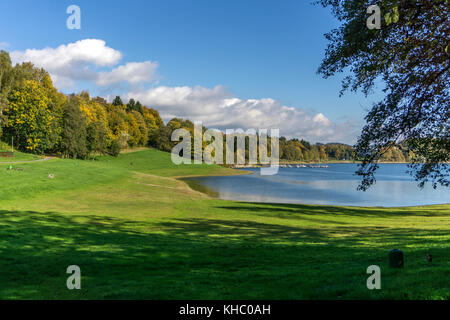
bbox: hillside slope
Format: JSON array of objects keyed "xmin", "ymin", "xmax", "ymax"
[{"xmin": 0, "ymin": 149, "xmax": 448, "ymax": 299}]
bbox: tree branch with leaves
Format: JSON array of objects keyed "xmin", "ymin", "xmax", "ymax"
[{"xmin": 317, "ymin": 0, "xmax": 449, "ymax": 190}]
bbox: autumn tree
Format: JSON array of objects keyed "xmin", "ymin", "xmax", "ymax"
[
  {"xmin": 4, "ymin": 80, "xmax": 57, "ymax": 153},
  {"xmin": 126, "ymin": 112, "xmax": 142, "ymax": 147},
  {"xmin": 317, "ymin": 0, "xmax": 449, "ymax": 189},
  {"xmin": 108, "ymin": 108, "xmax": 129, "ymax": 148},
  {"xmin": 86, "ymin": 121, "xmax": 107, "ymax": 157},
  {"xmin": 131, "ymin": 110, "xmax": 148, "ymax": 146},
  {"xmin": 127, "ymin": 98, "xmax": 144, "ymax": 114},
  {"xmin": 112, "ymin": 96, "xmax": 124, "ymax": 107},
  {"xmin": 61, "ymin": 96, "xmax": 87, "ymax": 159},
  {"xmin": 152, "ymin": 125, "xmax": 173, "ymax": 152},
  {"xmin": 0, "ymin": 51, "xmax": 14, "ymax": 138},
  {"xmin": 145, "ymin": 107, "xmax": 165, "ymax": 147}
]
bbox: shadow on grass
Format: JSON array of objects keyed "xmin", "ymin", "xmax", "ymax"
[
  {"xmin": 216, "ymin": 202, "xmax": 450, "ymax": 219},
  {"xmin": 0, "ymin": 209, "xmax": 448, "ymax": 300}
]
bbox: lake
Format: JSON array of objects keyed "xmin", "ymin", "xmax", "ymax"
[{"xmin": 184, "ymin": 164, "xmax": 449, "ymax": 207}]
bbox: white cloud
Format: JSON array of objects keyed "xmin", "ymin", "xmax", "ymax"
[
  {"xmin": 9, "ymin": 39, "xmax": 357, "ymax": 143},
  {"xmin": 0, "ymin": 42, "xmax": 9, "ymax": 50},
  {"xmin": 126, "ymin": 85, "xmax": 358, "ymax": 144},
  {"xmin": 11, "ymin": 39, "xmax": 121, "ymax": 69},
  {"xmin": 97, "ymin": 61, "xmax": 158, "ymax": 86},
  {"xmin": 10, "ymin": 39, "xmax": 157, "ymax": 89}
]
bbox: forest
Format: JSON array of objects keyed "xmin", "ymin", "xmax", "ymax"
[{"xmin": 0, "ymin": 50, "xmax": 411, "ymax": 163}]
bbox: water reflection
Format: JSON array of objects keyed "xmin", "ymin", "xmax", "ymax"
[{"xmin": 184, "ymin": 164, "xmax": 449, "ymax": 207}]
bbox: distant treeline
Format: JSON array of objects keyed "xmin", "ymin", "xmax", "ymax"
[
  {"xmin": 0, "ymin": 50, "xmax": 411, "ymax": 162},
  {"xmin": 279, "ymin": 139, "xmax": 411, "ymax": 162}
]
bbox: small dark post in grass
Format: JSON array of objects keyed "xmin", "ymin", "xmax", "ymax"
[{"xmin": 389, "ymin": 249, "xmax": 404, "ymax": 268}]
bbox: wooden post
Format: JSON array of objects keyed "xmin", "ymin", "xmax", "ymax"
[{"xmin": 389, "ymin": 249, "xmax": 404, "ymax": 268}]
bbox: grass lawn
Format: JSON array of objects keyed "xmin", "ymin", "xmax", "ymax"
[
  {"xmin": 0, "ymin": 148, "xmax": 448, "ymax": 299},
  {"xmin": 0, "ymin": 142, "xmax": 43, "ymax": 162},
  {"xmin": 0, "ymin": 150, "xmax": 43, "ymax": 162}
]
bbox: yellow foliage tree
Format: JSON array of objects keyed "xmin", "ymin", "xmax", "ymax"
[{"xmin": 4, "ymin": 80, "xmax": 57, "ymax": 153}]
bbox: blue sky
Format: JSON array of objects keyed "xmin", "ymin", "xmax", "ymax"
[{"xmin": 0, "ymin": 0, "xmax": 383, "ymax": 143}]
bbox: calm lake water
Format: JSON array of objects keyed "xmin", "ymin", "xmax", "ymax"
[{"xmin": 184, "ymin": 164, "xmax": 449, "ymax": 207}]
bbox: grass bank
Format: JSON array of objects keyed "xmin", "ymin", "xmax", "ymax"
[
  {"xmin": 0, "ymin": 142, "xmax": 43, "ymax": 162},
  {"xmin": 0, "ymin": 148, "xmax": 448, "ymax": 299}
]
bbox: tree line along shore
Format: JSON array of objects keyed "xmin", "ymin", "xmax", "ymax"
[{"xmin": 1, "ymin": 50, "xmax": 413, "ymax": 163}]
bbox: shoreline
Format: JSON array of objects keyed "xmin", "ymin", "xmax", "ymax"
[
  {"xmin": 225, "ymin": 161, "xmax": 412, "ymax": 169},
  {"xmin": 176, "ymin": 163, "xmax": 448, "ymax": 209}
]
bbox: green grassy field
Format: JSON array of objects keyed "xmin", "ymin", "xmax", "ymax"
[
  {"xmin": 0, "ymin": 148, "xmax": 448, "ymax": 299},
  {"xmin": 0, "ymin": 142, "xmax": 43, "ymax": 162}
]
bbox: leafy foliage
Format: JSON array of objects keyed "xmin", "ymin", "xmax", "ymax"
[
  {"xmin": 4, "ymin": 80, "xmax": 57, "ymax": 153},
  {"xmin": 0, "ymin": 51, "xmax": 14, "ymax": 138},
  {"xmin": 0, "ymin": 48, "xmax": 431, "ymax": 167},
  {"xmin": 109, "ymin": 139, "xmax": 121, "ymax": 157},
  {"xmin": 61, "ymin": 96, "xmax": 87, "ymax": 159},
  {"xmin": 317, "ymin": 0, "xmax": 449, "ymax": 189}
]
